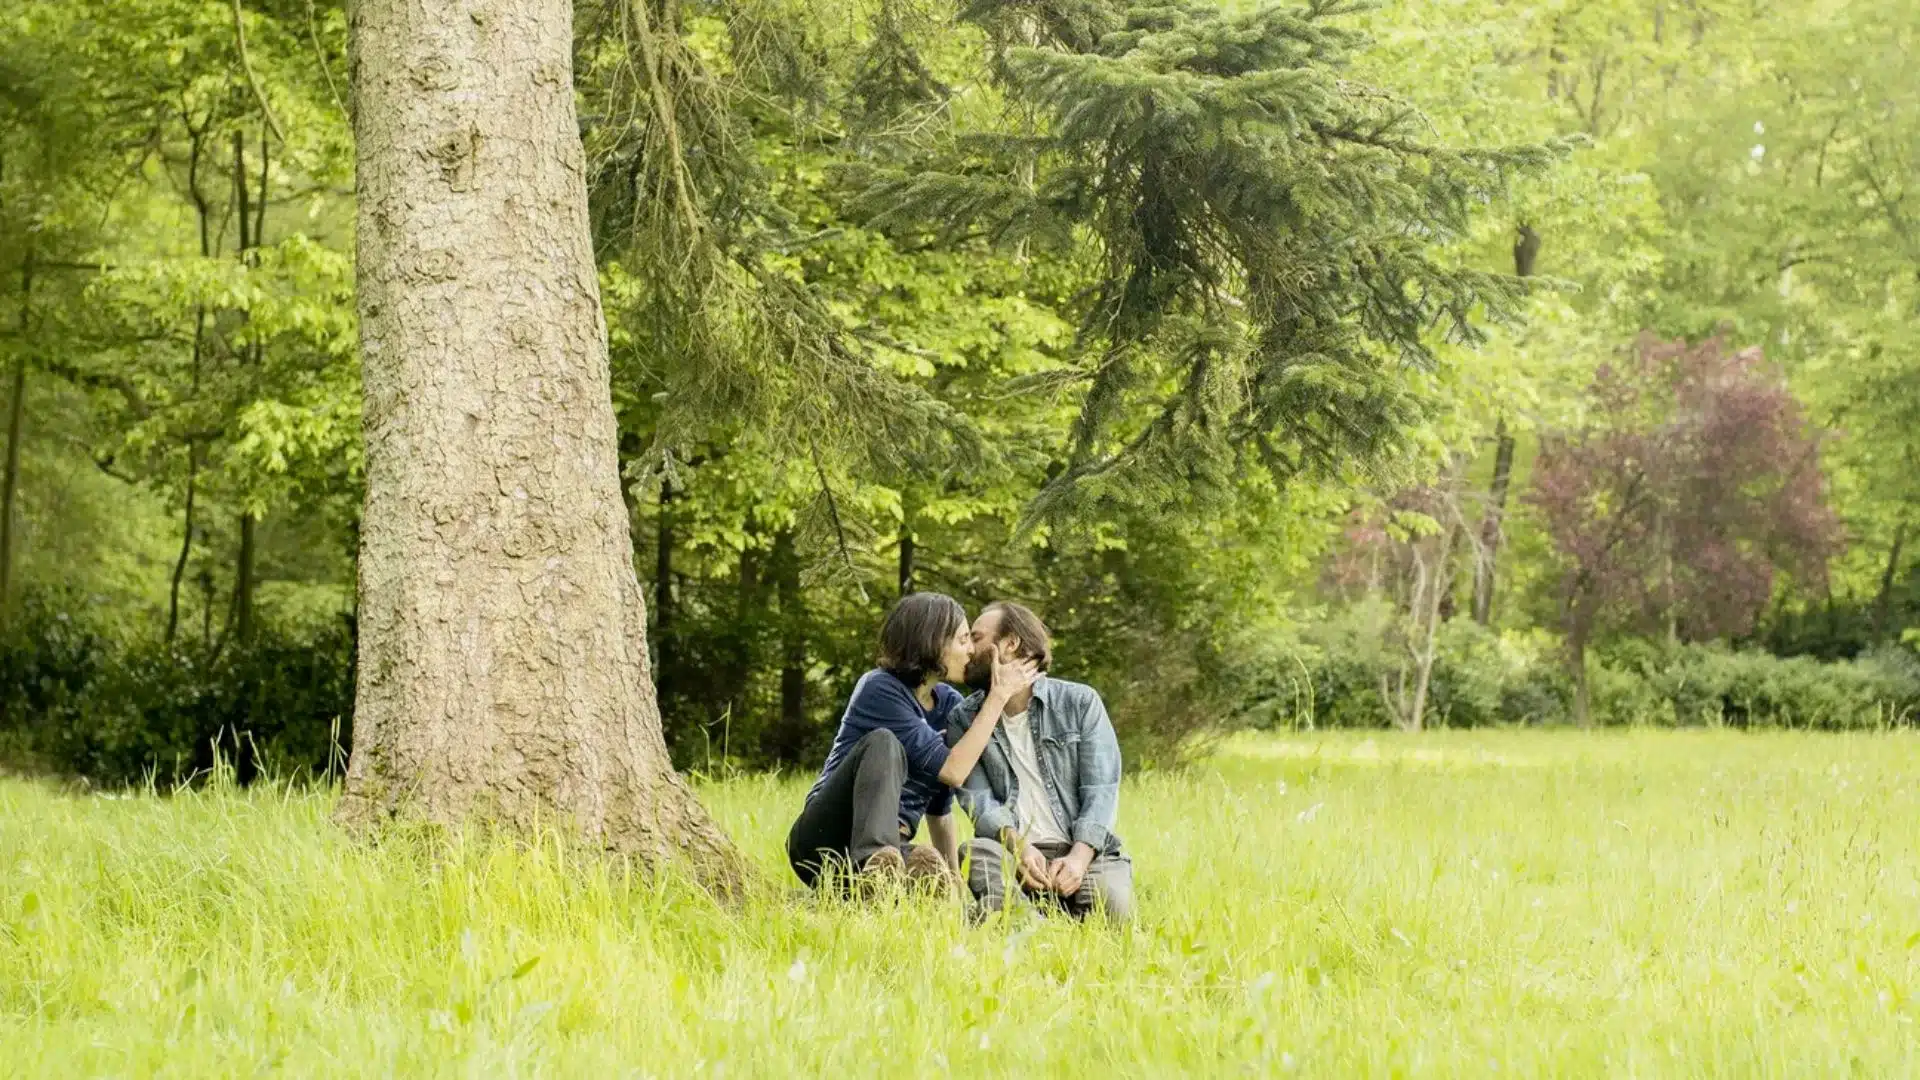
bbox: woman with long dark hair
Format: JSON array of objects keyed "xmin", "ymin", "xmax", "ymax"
[{"xmin": 787, "ymin": 592, "xmax": 1036, "ymax": 893}]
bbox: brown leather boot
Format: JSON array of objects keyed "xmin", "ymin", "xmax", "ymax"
[
  {"xmin": 858, "ymin": 845, "xmax": 906, "ymax": 888},
  {"xmin": 903, "ymin": 844, "xmax": 957, "ymax": 898}
]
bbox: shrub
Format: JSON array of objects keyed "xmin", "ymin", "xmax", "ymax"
[
  {"xmin": 0, "ymin": 588, "xmax": 354, "ymax": 787},
  {"xmin": 1594, "ymin": 641, "xmax": 1920, "ymax": 729},
  {"xmin": 1237, "ymin": 608, "xmax": 1920, "ymax": 732}
]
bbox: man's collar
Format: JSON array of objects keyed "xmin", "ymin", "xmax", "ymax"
[{"xmin": 1019, "ymin": 674, "xmax": 1056, "ymax": 715}]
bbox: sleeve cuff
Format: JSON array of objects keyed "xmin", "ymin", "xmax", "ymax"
[
  {"xmin": 978, "ymin": 805, "xmax": 1018, "ymax": 841},
  {"xmin": 1072, "ymin": 821, "xmax": 1111, "ymax": 851}
]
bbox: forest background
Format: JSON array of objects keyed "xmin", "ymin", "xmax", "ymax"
[{"xmin": 2, "ymin": 0, "xmax": 1916, "ymax": 786}]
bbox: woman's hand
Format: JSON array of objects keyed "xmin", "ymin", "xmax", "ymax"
[
  {"xmin": 936, "ymin": 644, "xmax": 1038, "ymax": 788},
  {"xmin": 986, "ymin": 646, "xmax": 1040, "ymax": 705}
]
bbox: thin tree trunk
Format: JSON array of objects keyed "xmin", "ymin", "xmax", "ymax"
[
  {"xmin": 0, "ymin": 246, "xmax": 32, "ymax": 623},
  {"xmin": 200, "ymin": 570, "xmax": 216, "ymax": 649},
  {"xmin": 235, "ymin": 129, "xmax": 251, "ymax": 254},
  {"xmin": 1471, "ymin": 423, "xmax": 1515, "ymax": 624},
  {"xmin": 897, "ymin": 524, "xmax": 915, "ymax": 597},
  {"xmin": 773, "ymin": 528, "xmax": 806, "ymax": 757},
  {"xmin": 1874, "ymin": 521, "xmax": 1907, "ymax": 636},
  {"xmin": 1436, "ymin": 519, "xmax": 1463, "ymax": 623},
  {"xmin": 1471, "ymin": 224, "xmax": 1540, "ymax": 625},
  {"xmin": 1660, "ymin": 511, "xmax": 1678, "ymax": 646},
  {"xmin": 1408, "ymin": 519, "xmax": 1457, "ymax": 731},
  {"xmin": 654, "ymin": 476, "xmax": 677, "ymax": 710},
  {"xmin": 166, "ymin": 440, "xmax": 200, "ymax": 646},
  {"xmin": 337, "ymin": 0, "xmax": 741, "ymax": 887},
  {"xmin": 227, "ymin": 129, "xmax": 269, "ymax": 645},
  {"xmin": 726, "ymin": 519, "xmax": 762, "ymax": 734},
  {"xmin": 1571, "ymin": 633, "xmax": 1590, "ymax": 728},
  {"xmin": 170, "ymin": 132, "xmax": 214, "ymax": 648},
  {"xmin": 1566, "ymin": 585, "xmax": 1596, "ymax": 728},
  {"xmin": 1513, "ymin": 223, "xmax": 1542, "ymax": 278},
  {"xmin": 234, "ymin": 512, "xmax": 256, "ymax": 644}
]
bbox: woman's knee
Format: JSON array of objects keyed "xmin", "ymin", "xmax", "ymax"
[
  {"xmin": 855, "ymin": 726, "xmax": 906, "ymax": 764},
  {"xmin": 856, "ymin": 722, "xmax": 906, "ymax": 764}
]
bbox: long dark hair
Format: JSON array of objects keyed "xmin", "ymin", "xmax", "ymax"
[{"xmin": 878, "ymin": 592, "xmax": 966, "ymax": 689}]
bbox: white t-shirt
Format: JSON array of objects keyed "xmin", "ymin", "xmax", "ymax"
[{"xmin": 1001, "ymin": 710, "xmax": 1069, "ymax": 845}]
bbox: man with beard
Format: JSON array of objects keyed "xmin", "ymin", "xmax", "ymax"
[{"xmin": 946, "ymin": 601, "xmax": 1133, "ymax": 922}]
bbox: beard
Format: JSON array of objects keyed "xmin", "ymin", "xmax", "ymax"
[{"xmin": 963, "ymin": 650, "xmax": 995, "ymax": 692}]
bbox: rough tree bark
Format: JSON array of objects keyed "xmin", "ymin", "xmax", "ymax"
[{"xmin": 337, "ymin": 0, "xmax": 743, "ymax": 889}]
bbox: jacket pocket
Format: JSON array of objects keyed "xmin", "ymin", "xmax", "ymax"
[{"xmin": 1037, "ymin": 732, "xmax": 1081, "ymax": 798}]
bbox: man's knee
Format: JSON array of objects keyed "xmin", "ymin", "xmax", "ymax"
[
  {"xmin": 1084, "ymin": 864, "xmax": 1134, "ymax": 923},
  {"xmin": 963, "ymin": 838, "xmax": 1010, "ymax": 888}
]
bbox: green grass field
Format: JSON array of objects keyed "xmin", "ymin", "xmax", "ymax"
[{"xmin": 4, "ymin": 730, "xmax": 1919, "ymax": 1076}]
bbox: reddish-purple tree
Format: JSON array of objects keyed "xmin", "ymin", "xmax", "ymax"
[{"xmin": 1530, "ymin": 335, "xmax": 1841, "ymax": 724}]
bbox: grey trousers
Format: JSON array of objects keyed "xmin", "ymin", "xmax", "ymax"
[{"xmin": 964, "ymin": 837, "xmax": 1134, "ymax": 923}]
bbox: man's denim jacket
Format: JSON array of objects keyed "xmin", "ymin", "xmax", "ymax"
[{"xmin": 946, "ymin": 676, "xmax": 1124, "ymax": 856}]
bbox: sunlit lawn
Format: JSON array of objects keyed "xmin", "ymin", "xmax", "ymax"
[{"xmin": 3, "ymin": 729, "xmax": 1918, "ymax": 1076}]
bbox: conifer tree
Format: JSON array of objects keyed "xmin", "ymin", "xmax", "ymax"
[{"xmin": 856, "ymin": 0, "xmax": 1563, "ymax": 514}]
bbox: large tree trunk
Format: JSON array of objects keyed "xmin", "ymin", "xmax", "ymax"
[{"xmin": 337, "ymin": 0, "xmax": 742, "ymax": 889}]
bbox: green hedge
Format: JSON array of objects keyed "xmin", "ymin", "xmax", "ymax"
[{"xmin": 1240, "ymin": 607, "xmax": 1920, "ymax": 730}]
